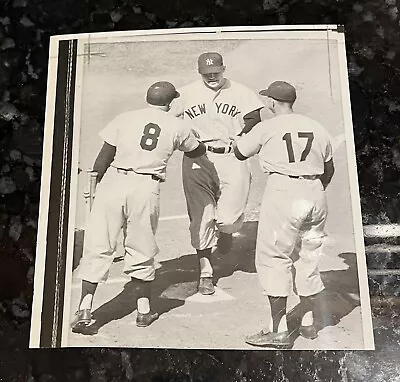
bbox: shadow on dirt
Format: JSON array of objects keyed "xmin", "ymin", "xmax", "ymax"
[
  {"xmin": 72, "ymin": 221, "xmax": 258, "ymax": 334},
  {"xmin": 287, "ymin": 252, "xmax": 361, "ymax": 343},
  {"xmin": 73, "ymin": 223, "xmax": 361, "ymax": 340}
]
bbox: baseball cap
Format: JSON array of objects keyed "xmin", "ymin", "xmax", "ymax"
[
  {"xmin": 146, "ymin": 81, "xmax": 180, "ymax": 106},
  {"xmin": 198, "ymin": 52, "xmax": 225, "ymax": 74},
  {"xmin": 259, "ymin": 81, "xmax": 297, "ymax": 103}
]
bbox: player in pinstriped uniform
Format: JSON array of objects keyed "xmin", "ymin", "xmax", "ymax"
[
  {"xmin": 71, "ymin": 82, "xmax": 206, "ymax": 333},
  {"xmin": 233, "ymin": 81, "xmax": 335, "ymax": 348},
  {"xmin": 170, "ymin": 52, "xmax": 264, "ymax": 295}
]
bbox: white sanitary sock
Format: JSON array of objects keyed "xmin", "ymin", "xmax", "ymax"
[
  {"xmin": 301, "ymin": 311, "xmax": 314, "ymax": 326},
  {"xmin": 137, "ymin": 297, "xmax": 150, "ymax": 314},
  {"xmin": 277, "ymin": 314, "xmax": 288, "ymax": 333},
  {"xmin": 79, "ymin": 294, "xmax": 93, "ymax": 311}
]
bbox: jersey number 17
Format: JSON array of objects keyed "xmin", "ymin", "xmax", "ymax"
[{"xmin": 283, "ymin": 132, "xmax": 314, "ymax": 163}]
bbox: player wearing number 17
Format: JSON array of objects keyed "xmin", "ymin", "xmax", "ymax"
[
  {"xmin": 71, "ymin": 82, "xmax": 206, "ymax": 334},
  {"xmin": 233, "ymin": 81, "xmax": 335, "ymax": 348}
]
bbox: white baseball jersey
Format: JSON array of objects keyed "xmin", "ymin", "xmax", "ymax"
[
  {"xmin": 99, "ymin": 107, "xmax": 200, "ymax": 180},
  {"xmin": 171, "ymin": 79, "xmax": 264, "ymax": 145},
  {"xmin": 236, "ymin": 113, "xmax": 333, "ymax": 176}
]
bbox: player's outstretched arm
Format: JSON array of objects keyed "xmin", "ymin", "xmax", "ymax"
[
  {"xmin": 238, "ymin": 108, "xmax": 262, "ymax": 136},
  {"xmin": 232, "ymin": 141, "xmax": 249, "ymax": 161},
  {"xmin": 92, "ymin": 142, "xmax": 116, "ymax": 183},
  {"xmin": 320, "ymin": 159, "xmax": 335, "ymax": 190},
  {"xmin": 184, "ymin": 141, "xmax": 206, "ymax": 158}
]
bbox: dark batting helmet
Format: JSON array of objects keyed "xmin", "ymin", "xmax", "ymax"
[
  {"xmin": 146, "ymin": 81, "xmax": 180, "ymax": 106},
  {"xmin": 259, "ymin": 81, "xmax": 297, "ymax": 103}
]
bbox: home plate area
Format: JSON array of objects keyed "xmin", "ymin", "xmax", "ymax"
[{"xmin": 162, "ymin": 283, "xmax": 235, "ymax": 303}]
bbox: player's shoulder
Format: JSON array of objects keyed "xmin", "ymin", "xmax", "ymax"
[
  {"xmin": 117, "ymin": 108, "xmax": 146, "ymax": 118},
  {"xmin": 107, "ymin": 109, "xmax": 138, "ymax": 125},
  {"xmin": 289, "ymin": 113, "xmax": 324, "ymax": 127},
  {"xmin": 303, "ymin": 114, "xmax": 328, "ymax": 133},
  {"xmin": 292, "ymin": 114, "xmax": 331, "ymax": 139},
  {"xmin": 263, "ymin": 113, "xmax": 305, "ymax": 132},
  {"xmin": 227, "ymin": 79, "xmax": 255, "ymax": 92},
  {"xmin": 122, "ymin": 108, "xmax": 167, "ymax": 126},
  {"xmin": 246, "ymin": 119, "xmax": 270, "ymax": 139},
  {"xmin": 159, "ymin": 108, "xmax": 189, "ymax": 129}
]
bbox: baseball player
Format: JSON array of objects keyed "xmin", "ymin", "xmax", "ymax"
[
  {"xmin": 233, "ymin": 81, "xmax": 335, "ymax": 348},
  {"xmin": 71, "ymin": 81, "xmax": 206, "ymax": 333},
  {"xmin": 170, "ymin": 52, "xmax": 265, "ymax": 295}
]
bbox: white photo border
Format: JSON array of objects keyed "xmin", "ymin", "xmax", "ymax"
[{"xmin": 30, "ymin": 25, "xmax": 374, "ymax": 350}]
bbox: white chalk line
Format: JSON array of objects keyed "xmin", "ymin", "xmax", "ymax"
[
  {"xmin": 72, "ymin": 212, "xmax": 250, "ymax": 286},
  {"xmin": 76, "ymin": 213, "xmax": 189, "ymax": 230},
  {"xmin": 72, "ymin": 276, "xmax": 130, "ymax": 287},
  {"xmin": 159, "ymin": 214, "xmax": 189, "ymax": 222}
]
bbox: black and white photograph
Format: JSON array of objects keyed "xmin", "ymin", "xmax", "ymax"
[{"xmin": 30, "ymin": 25, "xmax": 374, "ymax": 350}]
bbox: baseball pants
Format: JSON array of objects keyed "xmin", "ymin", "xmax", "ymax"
[
  {"xmin": 255, "ymin": 173, "xmax": 327, "ymax": 297},
  {"xmin": 78, "ymin": 167, "xmax": 160, "ymax": 283},
  {"xmin": 182, "ymin": 152, "xmax": 251, "ymax": 251}
]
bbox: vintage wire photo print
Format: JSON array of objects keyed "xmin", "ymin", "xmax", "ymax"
[{"xmin": 30, "ymin": 25, "xmax": 374, "ymax": 350}]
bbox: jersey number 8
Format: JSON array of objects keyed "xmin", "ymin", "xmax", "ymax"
[
  {"xmin": 140, "ymin": 123, "xmax": 161, "ymax": 151},
  {"xmin": 283, "ymin": 132, "xmax": 314, "ymax": 163}
]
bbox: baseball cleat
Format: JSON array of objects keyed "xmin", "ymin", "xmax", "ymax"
[
  {"xmin": 136, "ymin": 311, "xmax": 159, "ymax": 327},
  {"xmin": 198, "ymin": 277, "xmax": 215, "ymax": 295},
  {"xmin": 245, "ymin": 330, "xmax": 293, "ymax": 349},
  {"xmin": 299, "ymin": 325, "xmax": 318, "ymax": 340},
  {"xmin": 217, "ymin": 232, "xmax": 233, "ymax": 255},
  {"xmin": 71, "ymin": 309, "xmax": 92, "ymax": 333}
]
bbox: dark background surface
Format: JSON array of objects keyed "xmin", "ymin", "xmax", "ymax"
[{"xmin": 1, "ymin": 0, "xmax": 400, "ymax": 381}]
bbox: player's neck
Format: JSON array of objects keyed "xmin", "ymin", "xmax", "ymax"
[
  {"xmin": 274, "ymin": 107, "xmax": 293, "ymax": 116},
  {"xmin": 147, "ymin": 103, "xmax": 170, "ymax": 112}
]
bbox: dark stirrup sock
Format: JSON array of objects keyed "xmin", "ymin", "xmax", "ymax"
[
  {"xmin": 196, "ymin": 247, "xmax": 212, "ymax": 259},
  {"xmin": 79, "ymin": 280, "xmax": 98, "ymax": 309},
  {"xmin": 131, "ymin": 277, "xmax": 152, "ymax": 299},
  {"xmin": 268, "ymin": 296, "xmax": 288, "ymax": 333},
  {"xmin": 299, "ymin": 294, "xmax": 319, "ymax": 323}
]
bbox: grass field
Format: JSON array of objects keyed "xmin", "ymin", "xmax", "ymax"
[{"xmin": 65, "ymin": 36, "xmax": 371, "ymax": 349}]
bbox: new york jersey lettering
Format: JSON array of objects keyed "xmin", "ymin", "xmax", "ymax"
[
  {"xmin": 215, "ymin": 102, "xmax": 241, "ymax": 117},
  {"xmin": 175, "ymin": 79, "xmax": 264, "ymax": 143},
  {"xmin": 184, "ymin": 102, "xmax": 241, "ymax": 120},
  {"xmin": 184, "ymin": 104, "xmax": 206, "ymax": 119}
]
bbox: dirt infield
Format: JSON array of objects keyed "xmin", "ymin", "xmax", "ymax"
[{"xmin": 65, "ymin": 37, "xmax": 368, "ymax": 349}]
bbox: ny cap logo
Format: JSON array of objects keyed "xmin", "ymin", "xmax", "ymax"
[{"xmin": 198, "ymin": 53, "xmax": 224, "ymax": 74}]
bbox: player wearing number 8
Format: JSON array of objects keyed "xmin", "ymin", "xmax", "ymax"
[
  {"xmin": 233, "ymin": 81, "xmax": 335, "ymax": 349},
  {"xmin": 71, "ymin": 81, "xmax": 206, "ymax": 334}
]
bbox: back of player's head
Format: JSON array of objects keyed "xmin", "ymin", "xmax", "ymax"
[
  {"xmin": 259, "ymin": 81, "xmax": 297, "ymax": 105},
  {"xmin": 146, "ymin": 81, "xmax": 180, "ymax": 106},
  {"xmin": 198, "ymin": 52, "xmax": 225, "ymax": 74}
]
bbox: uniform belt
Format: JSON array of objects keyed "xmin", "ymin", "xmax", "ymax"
[
  {"xmin": 206, "ymin": 144, "xmax": 232, "ymax": 154},
  {"xmin": 115, "ymin": 167, "xmax": 161, "ymax": 181},
  {"xmin": 270, "ymin": 172, "xmax": 318, "ymax": 180},
  {"xmin": 288, "ymin": 175, "xmax": 318, "ymax": 180}
]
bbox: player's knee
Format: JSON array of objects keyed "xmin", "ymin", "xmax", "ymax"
[
  {"xmin": 300, "ymin": 235, "xmax": 325, "ymax": 261},
  {"xmin": 126, "ymin": 267, "xmax": 155, "ymax": 282}
]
